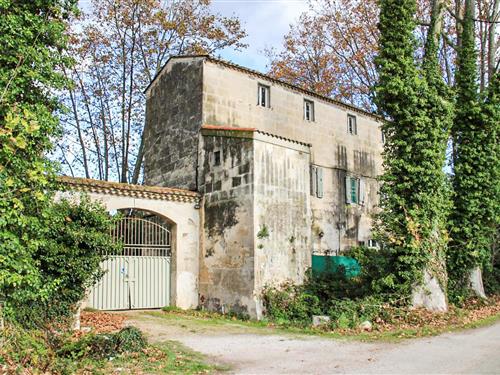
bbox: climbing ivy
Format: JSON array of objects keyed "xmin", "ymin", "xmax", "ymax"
[
  {"xmin": 447, "ymin": 1, "xmax": 499, "ymax": 301},
  {"xmin": 0, "ymin": 0, "xmax": 118, "ymax": 327},
  {"xmin": 373, "ymin": 0, "xmax": 450, "ymax": 298}
]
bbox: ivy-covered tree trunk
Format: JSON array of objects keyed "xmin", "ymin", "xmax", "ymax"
[
  {"xmin": 374, "ymin": 0, "xmax": 450, "ymax": 311},
  {"xmin": 448, "ymin": 0, "xmax": 499, "ymax": 301}
]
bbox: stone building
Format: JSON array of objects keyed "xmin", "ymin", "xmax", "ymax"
[{"xmin": 143, "ymin": 55, "xmax": 384, "ymax": 318}]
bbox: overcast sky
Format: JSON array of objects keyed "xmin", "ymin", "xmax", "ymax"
[{"xmin": 210, "ymin": 0, "xmax": 309, "ymax": 72}]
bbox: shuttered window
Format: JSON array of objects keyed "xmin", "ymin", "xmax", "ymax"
[
  {"xmin": 316, "ymin": 167, "xmax": 323, "ymax": 198},
  {"xmin": 310, "ymin": 165, "xmax": 323, "ymax": 198},
  {"xmin": 345, "ymin": 176, "xmax": 365, "ymax": 205},
  {"xmin": 350, "ymin": 177, "xmax": 358, "ymax": 203},
  {"xmin": 310, "ymin": 165, "xmax": 317, "ymax": 196}
]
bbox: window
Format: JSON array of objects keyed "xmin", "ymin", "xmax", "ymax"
[
  {"xmin": 381, "ymin": 131, "xmax": 385, "ymax": 144},
  {"xmin": 304, "ymin": 99, "xmax": 315, "ymax": 121},
  {"xmin": 345, "ymin": 176, "xmax": 365, "ymax": 205},
  {"xmin": 310, "ymin": 165, "xmax": 323, "ymax": 198},
  {"xmin": 347, "ymin": 114, "xmax": 357, "ymax": 135},
  {"xmin": 350, "ymin": 177, "xmax": 358, "ymax": 202},
  {"xmin": 367, "ymin": 239, "xmax": 379, "ymax": 249},
  {"xmin": 214, "ymin": 150, "xmax": 221, "ymax": 166},
  {"xmin": 258, "ymin": 84, "xmax": 270, "ymax": 107}
]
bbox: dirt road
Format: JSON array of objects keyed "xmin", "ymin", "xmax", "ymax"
[{"xmin": 127, "ymin": 312, "xmax": 500, "ymax": 374}]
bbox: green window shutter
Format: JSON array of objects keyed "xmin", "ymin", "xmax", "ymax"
[
  {"xmin": 316, "ymin": 167, "xmax": 323, "ymax": 198},
  {"xmin": 345, "ymin": 176, "xmax": 352, "ymax": 204},
  {"xmin": 310, "ymin": 165, "xmax": 317, "ymax": 196},
  {"xmin": 351, "ymin": 178, "xmax": 358, "ymax": 203}
]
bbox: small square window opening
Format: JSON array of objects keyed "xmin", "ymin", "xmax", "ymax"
[
  {"xmin": 304, "ymin": 99, "xmax": 315, "ymax": 121},
  {"xmin": 258, "ymin": 84, "xmax": 270, "ymax": 107},
  {"xmin": 348, "ymin": 114, "xmax": 357, "ymax": 135}
]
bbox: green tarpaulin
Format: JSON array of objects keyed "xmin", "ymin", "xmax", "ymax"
[{"xmin": 311, "ymin": 255, "xmax": 361, "ymax": 278}]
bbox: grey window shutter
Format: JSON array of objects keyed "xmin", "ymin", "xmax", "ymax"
[
  {"xmin": 345, "ymin": 176, "xmax": 352, "ymax": 204},
  {"xmin": 316, "ymin": 167, "xmax": 323, "ymax": 198},
  {"xmin": 359, "ymin": 178, "xmax": 366, "ymax": 205},
  {"xmin": 310, "ymin": 165, "xmax": 317, "ymax": 196}
]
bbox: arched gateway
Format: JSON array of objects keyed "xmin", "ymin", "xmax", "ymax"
[{"xmin": 57, "ymin": 176, "xmax": 201, "ymax": 310}]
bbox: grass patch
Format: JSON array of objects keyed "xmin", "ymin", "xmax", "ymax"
[
  {"xmin": 142, "ymin": 297, "xmax": 500, "ymax": 343},
  {"xmin": 1, "ymin": 324, "xmax": 221, "ymax": 374},
  {"xmin": 106, "ymin": 340, "xmax": 225, "ymax": 374}
]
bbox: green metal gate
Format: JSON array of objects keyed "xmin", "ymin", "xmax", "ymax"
[{"xmin": 86, "ymin": 217, "xmax": 171, "ymax": 310}]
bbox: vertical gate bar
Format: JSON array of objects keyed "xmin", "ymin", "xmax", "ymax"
[{"xmin": 89, "ymin": 215, "xmax": 172, "ymax": 311}]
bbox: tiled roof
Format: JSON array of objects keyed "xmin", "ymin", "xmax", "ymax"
[
  {"xmin": 58, "ymin": 176, "xmax": 200, "ymax": 204},
  {"xmin": 200, "ymin": 124, "xmax": 311, "ymax": 147},
  {"xmin": 146, "ymin": 54, "xmax": 382, "ymax": 121}
]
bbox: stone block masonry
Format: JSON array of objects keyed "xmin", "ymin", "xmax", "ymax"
[
  {"xmin": 143, "ymin": 57, "xmax": 204, "ymax": 190},
  {"xmin": 142, "ymin": 55, "xmax": 385, "ymax": 318},
  {"xmin": 199, "ymin": 129, "xmax": 256, "ymax": 316}
]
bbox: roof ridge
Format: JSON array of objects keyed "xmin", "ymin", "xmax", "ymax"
[{"xmin": 149, "ymin": 54, "xmax": 382, "ymax": 121}]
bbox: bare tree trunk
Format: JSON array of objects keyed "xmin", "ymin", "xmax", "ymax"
[
  {"xmin": 456, "ymin": 0, "xmax": 465, "ymax": 48},
  {"xmin": 122, "ymin": 5, "xmax": 139, "ymax": 184},
  {"xmin": 488, "ymin": 0, "xmax": 500, "ymax": 83},
  {"xmin": 131, "ymin": 132, "xmax": 144, "ymax": 185},
  {"xmin": 119, "ymin": 20, "xmax": 128, "ymax": 183},
  {"xmin": 76, "ymin": 70, "xmax": 104, "ymax": 180},
  {"xmin": 479, "ymin": 0, "xmax": 487, "ymax": 91},
  {"xmin": 63, "ymin": 67, "xmax": 90, "ymax": 178},
  {"xmin": 429, "ymin": 0, "xmax": 447, "ymax": 45}
]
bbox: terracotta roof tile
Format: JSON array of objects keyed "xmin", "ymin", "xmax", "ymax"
[{"xmin": 58, "ymin": 176, "xmax": 200, "ymax": 204}]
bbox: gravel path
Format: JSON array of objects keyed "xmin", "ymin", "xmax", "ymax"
[{"xmin": 127, "ymin": 312, "xmax": 500, "ymax": 374}]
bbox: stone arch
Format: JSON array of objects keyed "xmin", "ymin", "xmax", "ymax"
[{"xmin": 57, "ymin": 177, "xmax": 200, "ymax": 310}]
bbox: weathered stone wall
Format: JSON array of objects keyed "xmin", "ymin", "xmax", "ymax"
[
  {"xmin": 202, "ymin": 60, "xmax": 383, "ymax": 252},
  {"xmin": 198, "ymin": 129, "xmax": 256, "ymax": 316},
  {"xmin": 253, "ymin": 134, "xmax": 311, "ymax": 318},
  {"xmin": 311, "ymin": 166, "xmax": 380, "ymax": 255},
  {"xmin": 143, "ymin": 58, "xmax": 203, "ymax": 190},
  {"xmin": 141, "ymin": 55, "xmax": 386, "ymax": 317}
]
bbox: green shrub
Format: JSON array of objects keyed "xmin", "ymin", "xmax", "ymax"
[
  {"xmin": 262, "ymin": 247, "xmax": 402, "ymax": 328},
  {"xmin": 262, "ymin": 281, "xmax": 321, "ymax": 325},
  {"xmin": 58, "ymin": 326, "xmax": 147, "ymax": 360},
  {"xmin": 3, "ymin": 196, "xmax": 121, "ymax": 329},
  {"xmin": 343, "ymin": 246, "xmax": 400, "ymax": 296},
  {"xmin": 227, "ymin": 309, "xmax": 251, "ymax": 321},
  {"xmin": 304, "ymin": 268, "xmax": 365, "ymax": 301},
  {"xmin": 114, "ymin": 326, "xmax": 147, "ymax": 353},
  {"xmin": 0, "ymin": 325, "xmax": 56, "ymax": 373},
  {"xmin": 1, "ymin": 324, "xmax": 147, "ymax": 373},
  {"xmin": 327, "ymin": 295, "xmax": 390, "ymax": 329}
]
